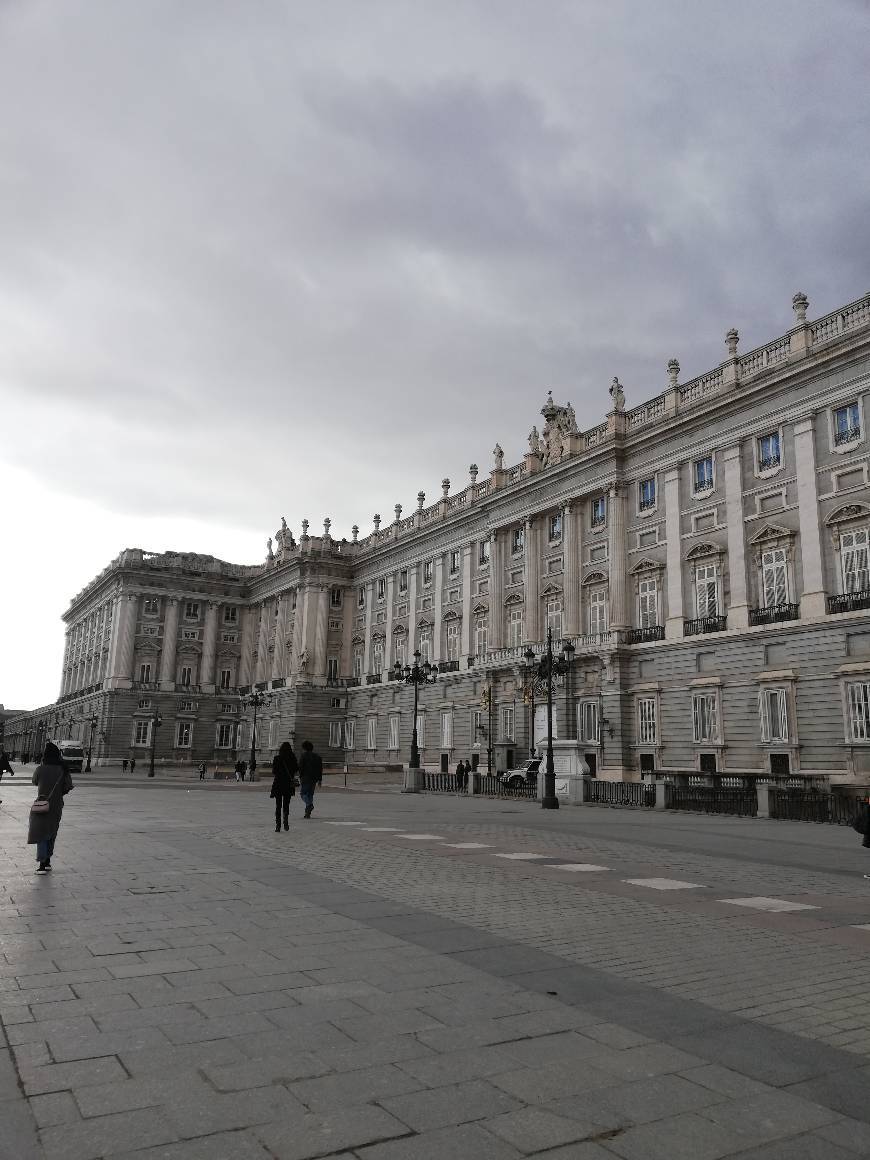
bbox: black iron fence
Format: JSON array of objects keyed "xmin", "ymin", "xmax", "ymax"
[
  {"xmin": 421, "ymin": 772, "xmax": 461, "ymax": 793},
  {"xmin": 684, "ymin": 615, "xmax": 727, "ymax": 636},
  {"xmin": 748, "ymin": 603, "xmax": 800, "ymax": 627},
  {"xmin": 665, "ymin": 783, "xmax": 758, "ymax": 817},
  {"xmin": 584, "ymin": 779, "xmax": 655, "ymax": 808},
  {"xmin": 768, "ymin": 788, "xmax": 863, "ymax": 826},
  {"xmin": 828, "ymin": 590, "xmax": 870, "ymax": 615},
  {"xmin": 625, "ymin": 626, "xmax": 665, "ymax": 644},
  {"xmin": 475, "ymin": 774, "xmax": 538, "ymax": 799}
]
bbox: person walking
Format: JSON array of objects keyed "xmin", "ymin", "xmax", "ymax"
[
  {"xmin": 129, "ymin": 756, "xmax": 136, "ymax": 774},
  {"xmin": 298, "ymin": 740, "xmax": 323, "ymax": 818},
  {"xmin": 198, "ymin": 761, "xmax": 207, "ymax": 780},
  {"xmin": 270, "ymin": 741, "xmax": 298, "ymax": 832},
  {"xmin": 122, "ymin": 758, "xmax": 128, "ymax": 773},
  {"xmin": 28, "ymin": 742, "xmax": 74, "ymax": 873},
  {"xmin": 0, "ymin": 749, "xmax": 12, "ymax": 804},
  {"xmin": 454, "ymin": 758, "xmax": 466, "ymax": 793}
]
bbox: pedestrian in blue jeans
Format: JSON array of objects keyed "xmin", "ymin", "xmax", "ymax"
[
  {"xmin": 28, "ymin": 742, "xmax": 74, "ymax": 873},
  {"xmin": 298, "ymin": 740, "xmax": 323, "ymax": 818}
]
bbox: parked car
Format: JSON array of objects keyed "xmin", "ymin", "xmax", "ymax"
[{"xmin": 498, "ymin": 758, "xmax": 541, "ymax": 791}]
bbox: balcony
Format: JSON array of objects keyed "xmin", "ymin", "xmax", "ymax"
[
  {"xmin": 327, "ymin": 676, "xmax": 360, "ymax": 688},
  {"xmin": 693, "ymin": 478, "xmax": 714, "ymax": 493},
  {"xmin": 828, "ymin": 589, "xmax": 870, "ymax": 615},
  {"xmin": 438, "ymin": 660, "xmax": 460, "ymax": 673},
  {"xmin": 270, "ymin": 677, "xmax": 286, "ymax": 689},
  {"xmin": 834, "ymin": 426, "xmax": 861, "ymax": 446},
  {"xmin": 625, "ymin": 626, "xmax": 665, "ymax": 644},
  {"xmin": 684, "ymin": 615, "xmax": 727, "ymax": 636},
  {"xmin": 748, "ymin": 603, "xmax": 800, "ymax": 626},
  {"xmin": 365, "ymin": 673, "xmax": 383, "ymax": 685},
  {"xmin": 759, "ymin": 455, "xmax": 781, "ymax": 471}
]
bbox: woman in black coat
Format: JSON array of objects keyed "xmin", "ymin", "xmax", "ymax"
[
  {"xmin": 28, "ymin": 741, "xmax": 74, "ymax": 873},
  {"xmin": 270, "ymin": 741, "xmax": 298, "ymax": 832}
]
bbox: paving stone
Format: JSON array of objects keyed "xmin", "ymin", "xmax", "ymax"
[
  {"xmin": 605, "ymin": 1111, "xmax": 739, "ymax": 1160},
  {"xmin": 785, "ymin": 1066, "xmax": 870, "ymax": 1124},
  {"xmin": 356, "ymin": 1121, "xmax": 524, "ymax": 1159},
  {"xmin": 202, "ymin": 1053, "xmax": 328, "ymax": 1092},
  {"xmin": 38, "ymin": 1105, "xmax": 179, "ymax": 1160},
  {"xmin": 483, "ymin": 1105, "xmax": 595, "ymax": 1153},
  {"xmin": 699, "ymin": 1089, "xmax": 842, "ymax": 1145},
  {"xmin": 379, "ymin": 1078, "xmax": 524, "ymax": 1131},
  {"xmin": 0, "ymin": 1098, "xmax": 43, "ymax": 1160},
  {"xmin": 531, "ymin": 1146, "xmax": 627, "ymax": 1160},
  {"xmin": 29, "ymin": 1090, "xmax": 81, "ymax": 1128},
  {"xmin": 721, "ymin": 1136, "xmax": 856, "ymax": 1159},
  {"xmin": 813, "ymin": 1116, "xmax": 870, "ymax": 1153},
  {"xmin": 106, "ymin": 1133, "xmax": 290, "ymax": 1160},
  {"xmin": 491, "ymin": 1061, "xmax": 618, "ymax": 1104},
  {"xmin": 254, "ymin": 1103, "xmax": 411, "ymax": 1159},
  {"xmin": 21, "ymin": 1056, "xmax": 128, "ymax": 1095},
  {"xmin": 73, "ymin": 1072, "xmax": 213, "ymax": 1118},
  {"xmin": 396, "ymin": 1044, "xmax": 520, "ymax": 1087}
]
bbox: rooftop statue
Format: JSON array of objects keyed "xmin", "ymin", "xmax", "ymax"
[
  {"xmin": 609, "ymin": 376, "xmax": 625, "ymax": 412},
  {"xmin": 493, "ymin": 443, "xmax": 504, "ymax": 470}
]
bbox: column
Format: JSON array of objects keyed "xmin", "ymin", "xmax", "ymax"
[
  {"xmin": 460, "ymin": 543, "xmax": 473, "ymax": 657},
  {"xmin": 290, "ymin": 589, "xmax": 305, "ymax": 676},
  {"xmin": 313, "ymin": 586, "xmax": 329, "ymax": 679},
  {"xmin": 339, "ymin": 597, "xmax": 353, "ymax": 677},
  {"xmin": 407, "ymin": 566, "xmax": 419, "ymax": 659},
  {"xmin": 202, "ymin": 601, "xmax": 220, "ymax": 690},
  {"xmin": 523, "ymin": 518, "xmax": 540, "ymax": 641},
  {"xmin": 723, "ymin": 446, "xmax": 749, "ymax": 629},
  {"xmin": 562, "ymin": 502, "xmax": 581, "ymax": 637},
  {"xmin": 106, "ymin": 593, "xmax": 137, "ymax": 688},
  {"xmin": 362, "ymin": 582, "xmax": 374, "ymax": 673},
  {"xmin": 607, "ymin": 484, "xmax": 628, "ymax": 632},
  {"xmin": 664, "ymin": 469, "xmax": 684, "ymax": 639},
  {"xmin": 489, "ymin": 530, "xmax": 504, "ymax": 649},
  {"xmin": 254, "ymin": 602, "xmax": 270, "ymax": 683},
  {"xmin": 794, "ymin": 415, "xmax": 826, "ymax": 618},
  {"xmin": 432, "ymin": 556, "xmax": 444, "ymax": 663},
  {"xmin": 159, "ymin": 598, "xmax": 180, "ymax": 688},
  {"xmin": 383, "ymin": 575, "xmax": 395, "ymax": 674},
  {"xmin": 239, "ymin": 605, "xmax": 256, "ymax": 686},
  {"xmin": 271, "ymin": 595, "xmax": 287, "ymax": 680}
]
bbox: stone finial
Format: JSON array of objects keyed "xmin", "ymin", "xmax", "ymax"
[
  {"xmin": 323, "ymin": 517, "xmax": 331, "ymax": 537},
  {"xmin": 394, "ymin": 504, "xmax": 402, "ymax": 522},
  {"xmin": 373, "ymin": 513, "xmax": 381, "ymax": 531},
  {"xmin": 469, "ymin": 464, "xmax": 478, "ymax": 483},
  {"xmin": 351, "ymin": 524, "xmax": 359, "ymax": 542},
  {"xmin": 301, "ymin": 519, "xmax": 309, "ymax": 538},
  {"xmin": 667, "ymin": 358, "xmax": 680, "ymax": 387},
  {"xmin": 441, "ymin": 478, "xmax": 450, "ymax": 498},
  {"xmin": 417, "ymin": 491, "xmax": 425, "ymax": 511},
  {"xmin": 726, "ymin": 327, "xmax": 739, "ymax": 357},
  {"xmin": 792, "ymin": 291, "xmax": 809, "ymax": 324},
  {"xmin": 609, "ymin": 377, "xmax": 625, "ymax": 413}
]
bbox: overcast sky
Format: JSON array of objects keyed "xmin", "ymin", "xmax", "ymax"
[{"xmin": 2, "ymin": 0, "xmax": 869, "ymax": 710}]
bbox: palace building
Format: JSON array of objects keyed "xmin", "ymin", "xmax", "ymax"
[{"xmin": 7, "ymin": 289, "xmax": 870, "ymax": 784}]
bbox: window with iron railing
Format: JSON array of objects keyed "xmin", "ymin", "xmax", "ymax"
[
  {"xmin": 758, "ymin": 432, "xmax": 781, "ymax": 471},
  {"xmin": 834, "ymin": 402, "xmax": 861, "ymax": 446}
]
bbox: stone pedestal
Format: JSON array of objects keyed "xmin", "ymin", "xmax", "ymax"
[
  {"xmin": 550, "ymin": 741, "xmax": 590, "ymax": 805},
  {"xmin": 402, "ymin": 765, "xmax": 424, "ymax": 793}
]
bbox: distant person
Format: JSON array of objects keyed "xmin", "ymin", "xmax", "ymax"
[
  {"xmin": 122, "ymin": 758, "xmax": 128, "ymax": 773},
  {"xmin": 454, "ymin": 758, "xmax": 466, "ymax": 793},
  {"xmin": 129, "ymin": 757, "xmax": 136, "ymax": 774},
  {"xmin": 298, "ymin": 740, "xmax": 323, "ymax": 819},
  {"xmin": 270, "ymin": 741, "xmax": 298, "ymax": 831},
  {"xmin": 28, "ymin": 742, "xmax": 74, "ymax": 874},
  {"xmin": 1, "ymin": 751, "xmax": 13, "ymax": 776},
  {"xmin": 198, "ymin": 761, "xmax": 207, "ymax": 781},
  {"xmin": 234, "ymin": 760, "xmax": 242, "ymax": 782}
]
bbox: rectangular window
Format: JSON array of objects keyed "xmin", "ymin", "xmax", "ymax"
[
  {"xmin": 474, "ymin": 618, "xmax": 488, "ymax": 656},
  {"xmin": 137, "ymin": 698, "xmax": 151, "ymax": 709},
  {"xmin": 695, "ymin": 564, "xmax": 719, "ymax": 617},
  {"xmin": 139, "ymin": 663, "xmax": 151, "ymax": 684},
  {"xmin": 834, "ymin": 402, "xmax": 861, "ymax": 445},
  {"xmin": 692, "ymin": 693, "xmax": 719, "ymax": 743},
  {"xmin": 638, "ymin": 478, "xmax": 656, "ymax": 510},
  {"xmin": 578, "ymin": 701, "xmax": 599, "ymax": 743},
  {"xmin": 268, "ymin": 719, "xmax": 277, "ymax": 748},
  {"xmin": 399, "ymin": 569, "xmax": 408, "ymax": 593},
  {"xmin": 549, "ymin": 513, "xmax": 562, "ymax": 542},
  {"xmin": 478, "ymin": 540, "xmax": 490, "ymax": 565},
  {"xmin": 182, "ymin": 629, "xmax": 198, "ymax": 641},
  {"xmin": 184, "ymin": 601, "xmax": 200, "ymax": 620},
  {"xmin": 141, "ymin": 625, "xmax": 158, "ymax": 637},
  {"xmin": 415, "ymin": 712, "xmax": 425, "ymax": 747},
  {"xmin": 344, "ymin": 720, "xmax": 356, "ymax": 749},
  {"xmin": 223, "ymin": 606, "xmax": 238, "ymax": 623},
  {"xmin": 377, "ymin": 578, "xmax": 386, "ymax": 601},
  {"xmin": 449, "ymin": 550, "xmax": 460, "ymax": 575},
  {"xmin": 419, "ymin": 628, "xmax": 432, "ymax": 664},
  {"xmin": 423, "ymin": 561, "xmax": 433, "ymax": 586},
  {"xmin": 638, "ymin": 698, "xmax": 657, "ymax": 744},
  {"xmin": 179, "ymin": 700, "xmax": 193, "ymax": 711},
  {"xmin": 508, "ymin": 607, "xmax": 523, "ymax": 647},
  {"xmin": 221, "ymin": 632, "xmax": 237, "ymax": 643},
  {"xmin": 848, "ymin": 683, "xmax": 870, "ymax": 742},
  {"xmin": 589, "ymin": 588, "xmax": 608, "ymax": 635},
  {"xmin": 440, "ymin": 711, "xmax": 453, "ymax": 749},
  {"xmin": 394, "ymin": 636, "xmax": 406, "ymax": 667},
  {"xmin": 758, "ymin": 433, "xmax": 781, "ymax": 471},
  {"xmin": 330, "ymin": 588, "xmax": 342, "ymax": 608},
  {"xmin": 502, "ymin": 706, "xmax": 515, "ymax": 739},
  {"xmin": 358, "ymin": 586, "xmax": 365, "ymax": 608},
  {"xmin": 366, "ymin": 717, "xmax": 377, "ymax": 750},
  {"xmin": 760, "ymin": 688, "xmax": 788, "ymax": 743},
  {"xmin": 143, "ymin": 598, "xmax": 159, "ymax": 617},
  {"xmin": 446, "ymin": 622, "xmax": 460, "ymax": 660},
  {"xmin": 216, "ymin": 722, "xmax": 233, "ymax": 748},
  {"xmin": 761, "ymin": 548, "xmax": 788, "ymax": 607},
  {"xmin": 591, "ymin": 496, "xmax": 606, "ymax": 528},
  {"xmin": 841, "ymin": 528, "xmax": 870, "ymax": 594},
  {"xmin": 180, "ymin": 665, "xmax": 192, "ymax": 687},
  {"xmin": 220, "ymin": 702, "xmax": 234, "ymax": 712},
  {"xmin": 693, "ymin": 456, "xmax": 714, "ymax": 493},
  {"xmin": 328, "ymin": 720, "xmax": 342, "ymax": 747},
  {"xmin": 176, "ymin": 721, "xmax": 191, "ymax": 748},
  {"xmin": 134, "ymin": 720, "xmax": 150, "ymax": 746},
  {"xmin": 372, "ymin": 640, "xmax": 384, "ymax": 673},
  {"xmin": 472, "ymin": 709, "xmax": 483, "ymax": 738},
  {"xmin": 327, "ymin": 656, "xmax": 339, "ymax": 681},
  {"xmin": 388, "ymin": 715, "xmax": 399, "ymax": 750},
  {"xmin": 546, "ymin": 599, "xmax": 562, "ymax": 639},
  {"xmin": 353, "ymin": 650, "xmax": 363, "ymax": 678},
  {"xmin": 511, "ymin": 527, "xmax": 524, "ymax": 554},
  {"xmin": 638, "ymin": 578, "xmax": 658, "ymax": 628},
  {"xmin": 219, "ymin": 669, "xmax": 232, "ymax": 690}
]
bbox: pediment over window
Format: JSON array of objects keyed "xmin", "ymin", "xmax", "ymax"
[
  {"xmin": 629, "ymin": 557, "xmax": 663, "ymax": 575},
  {"xmin": 582, "ymin": 570, "xmax": 607, "ymax": 586},
  {"xmin": 371, "ymin": 631, "xmax": 385, "ymax": 642},
  {"xmin": 686, "ymin": 542, "xmax": 721, "ymax": 561},
  {"xmin": 418, "ymin": 617, "xmax": 433, "ymax": 628},
  {"xmin": 442, "ymin": 609, "xmax": 460, "ymax": 622},
  {"xmin": 136, "ymin": 641, "xmax": 160, "ymax": 656},
  {"xmin": 749, "ymin": 522, "xmax": 794, "ymax": 545},
  {"xmin": 351, "ymin": 634, "xmax": 364, "ymax": 646},
  {"xmin": 539, "ymin": 582, "xmax": 562, "ymax": 598},
  {"xmin": 504, "ymin": 593, "xmax": 524, "ymax": 607},
  {"xmin": 471, "ymin": 602, "xmax": 488, "ymax": 616},
  {"xmin": 392, "ymin": 624, "xmax": 406, "ymax": 635},
  {"xmin": 825, "ymin": 502, "xmax": 870, "ymax": 526}
]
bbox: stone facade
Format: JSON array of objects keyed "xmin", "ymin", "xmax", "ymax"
[{"xmin": 7, "ymin": 290, "xmax": 870, "ymax": 783}]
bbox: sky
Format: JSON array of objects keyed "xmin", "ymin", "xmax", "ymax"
[{"xmin": 1, "ymin": 0, "xmax": 869, "ymax": 709}]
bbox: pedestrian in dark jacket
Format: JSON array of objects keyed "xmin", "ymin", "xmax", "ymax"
[
  {"xmin": 28, "ymin": 742, "xmax": 74, "ymax": 873},
  {"xmin": 298, "ymin": 740, "xmax": 323, "ymax": 818},
  {"xmin": 454, "ymin": 759, "xmax": 466, "ymax": 793},
  {"xmin": 270, "ymin": 742, "xmax": 298, "ymax": 832}
]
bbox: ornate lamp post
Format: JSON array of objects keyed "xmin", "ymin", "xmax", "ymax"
[
  {"xmin": 392, "ymin": 650, "xmax": 437, "ymax": 771},
  {"xmin": 148, "ymin": 711, "xmax": 162, "ymax": 777},
  {"xmin": 85, "ymin": 712, "xmax": 99, "ymax": 772},
  {"xmin": 523, "ymin": 629, "xmax": 575, "ymax": 810},
  {"xmin": 239, "ymin": 689, "xmax": 273, "ymax": 775}
]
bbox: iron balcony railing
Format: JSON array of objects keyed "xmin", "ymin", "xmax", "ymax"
[
  {"xmin": 834, "ymin": 426, "xmax": 861, "ymax": 446},
  {"xmin": 828, "ymin": 589, "xmax": 870, "ymax": 614},
  {"xmin": 270, "ymin": 677, "xmax": 286, "ymax": 689},
  {"xmin": 365, "ymin": 673, "xmax": 383, "ymax": 685},
  {"xmin": 326, "ymin": 677, "xmax": 360, "ymax": 687},
  {"xmin": 759, "ymin": 455, "xmax": 781, "ymax": 471},
  {"xmin": 693, "ymin": 477, "xmax": 714, "ymax": 493},
  {"xmin": 625, "ymin": 625, "xmax": 665, "ymax": 644},
  {"xmin": 684, "ymin": 615, "xmax": 727, "ymax": 636},
  {"xmin": 748, "ymin": 603, "xmax": 800, "ymax": 626},
  {"xmin": 438, "ymin": 660, "xmax": 460, "ymax": 673},
  {"xmin": 584, "ymin": 779, "xmax": 655, "ymax": 808}
]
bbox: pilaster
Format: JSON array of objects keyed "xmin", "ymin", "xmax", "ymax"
[
  {"xmin": 384, "ymin": 574, "xmax": 395, "ymax": 674},
  {"xmin": 106, "ymin": 593, "xmax": 137, "ymax": 688},
  {"xmin": 239, "ymin": 605, "xmax": 256, "ymax": 686},
  {"xmin": 202, "ymin": 601, "xmax": 220, "ymax": 691},
  {"xmin": 460, "ymin": 543, "xmax": 473, "ymax": 657},
  {"xmin": 489, "ymin": 530, "xmax": 505, "ymax": 649},
  {"xmin": 407, "ymin": 567, "xmax": 419, "ymax": 660},
  {"xmin": 607, "ymin": 485, "xmax": 628, "ymax": 632},
  {"xmin": 723, "ymin": 446, "xmax": 749, "ymax": 629},
  {"xmin": 664, "ymin": 469, "xmax": 684, "ymax": 638},
  {"xmin": 362, "ymin": 582, "xmax": 374, "ymax": 674},
  {"xmin": 313, "ymin": 586, "xmax": 329, "ymax": 679},
  {"xmin": 562, "ymin": 502, "xmax": 580, "ymax": 637},
  {"xmin": 794, "ymin": 415, "xmax": 827, "ymax": 617},
  {"xmin": 523, "ymin": 517, "xmax": 540, "ymax": 641},
  {"xmin": 254, "ymin": 602, "xmax": 270, "ymax": 683},
  {"xmin": 290, "ymin": 589, "xmax": 305, "ymax": 677},
  {"xmin": 432, "ymin": 556, "xmax": 444, "ymax": 663},
  {"xmin": 271, "ymin": 595, "xmax": 287, "ymax": 680}
]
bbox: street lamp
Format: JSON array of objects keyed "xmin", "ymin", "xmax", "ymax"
[
  {"xmin": 523, "ymin": 629, "xmax": 575, "ymax": 810},
  {"xmin": 85, "ymin": 712, "xmax": 99, "ymax": 772},
  {"xmin": 148, "ymin": 711, "xmax": 162, "ymax": 777},
  {"xmin": 239, "ymin": 689, "xmax": 273, "ymax": 775},
  {"xmin": 392, "ymin": 650, "xmax": 437, "ymax": 769}
]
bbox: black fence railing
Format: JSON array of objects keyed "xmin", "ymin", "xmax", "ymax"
[
  {"xmin": 421, "ymin": 772, "xmax": 461, "ymax": 793},
  {"xmin": 834, "ymin": 426, "xmax": 861, "ymax": 446},
  {"xmin": 476, "ymin": 774, "xmax": 538, "ymax": 799},
  {"xmin": 748, "ymin": 603, "xmax": 800, "ymax": 627},
  {"xmin": 625, "ymin": 626, "xmax": 665, "ymax": 644},
  {"xmin": 665, "ymin": 784, "xmax": 757, "ymax": 817},
  {"xmin": 684, "ymin": 615, "xmax": 727, "ymax": 636},
  {"xmin": 584, "ymin": 779, "xmax": 655, "ymax": 808},
  {"xmin": 768, "ymin": 788, "xmax": 863, "ymax": 826},
  {"xmin": 438, "ymin": 660, "xmax": 460, "ymax": 673},
  {"xmin": 828, "ymin": 590, "xmax": 870, "ymax": 615}
]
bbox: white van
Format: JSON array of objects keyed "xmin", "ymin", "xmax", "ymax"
[{"xmin": 53, "ymin": 740, "xmax": 84, "ymax": 773}]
